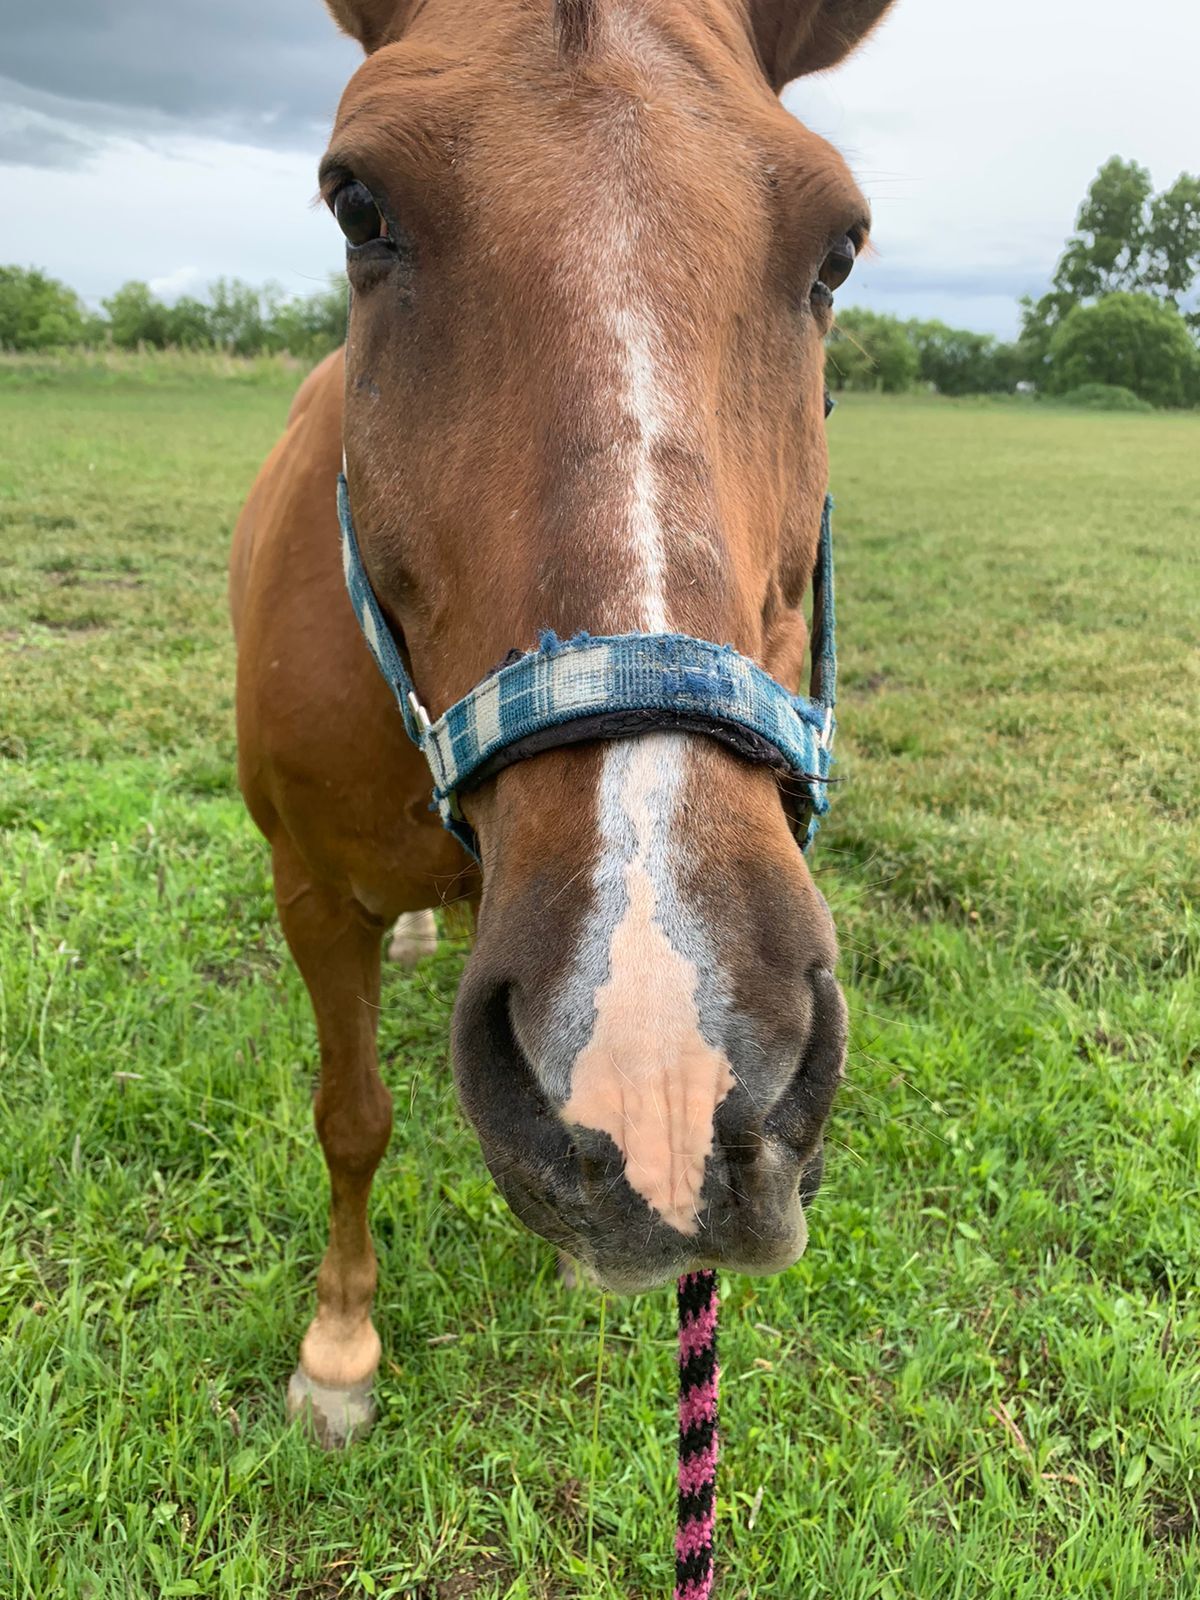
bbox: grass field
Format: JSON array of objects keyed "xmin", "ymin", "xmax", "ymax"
[{"xmin": 1, "ymin": 361, "xmax": 1197, "ymax": 1599}]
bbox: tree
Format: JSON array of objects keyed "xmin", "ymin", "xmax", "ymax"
[
  {"xmin": 908, "ymin": 319, "xmax": 1018, "ymax": 395},
  {"xmin": 266, "ymin": 278, "xmax": 347, "ymax": 360},
  {"xmin": 827, "ymin": 308, "xmax": 918, "ymax": 393},
  {"xmin": 1016, "ymin": 288, "xmax": 1075, "ymax": 383},
  {"xmin": 1145, "ymin": 174, "xmax": 1200, "ymax": 320},
  {"xmin": 1048, "ymin": 293, "xmax": 1200, "ymax": 408},
  {"xmin": 0, "ymin": 266, "xmax": 88, "ymax": 349},
  {"xmin": 1053, "ymin": 157, "xmax": 1153, "ymax": 300},
  {"xmin": 1021, "ymin": 158, "xmax": 1200, "ymax": 379},
  {"xmin": 164, "ymin": 296, "xmax": 214, "ymax": 347},
  {"xmin": 205, "ymin": 278, "xmax": 270, "ymax": 355},
  {"xmin": 103, "ymin": 281, "xmax": 171, "ymax": 348},
  {"xmin": 1, "ymin": 264, "xmax": 352, "ymax": 359}
]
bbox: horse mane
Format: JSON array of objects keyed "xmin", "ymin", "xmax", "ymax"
[{"xmin": 556, "ymin": 0, "xmax": 596, "ymax": 56}]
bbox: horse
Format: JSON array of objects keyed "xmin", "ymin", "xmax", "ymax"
[{"xmin": 230, "ymin": 0, "xmax": 896, "ymax": 1447}]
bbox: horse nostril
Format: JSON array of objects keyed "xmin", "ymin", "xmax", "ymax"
[
  {"xmin": 798, "ymin": 1143, "xmax": 826, "ymax": 1205},
  {"xmin": 451, "ymin": 974, "xmax": 574, "ymax": 1172},
  {"xmin": 720, "ymin": 1127, "xmax": 762, "ymax": 1179},
  {"xmin": 762, "ymin": 968, "xmax": 847, "ymax": 1158}
]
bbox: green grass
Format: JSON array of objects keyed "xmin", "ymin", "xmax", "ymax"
[{"xmin": 1, "ymin": 364, "xmax": 1197, "ymax": 1599}]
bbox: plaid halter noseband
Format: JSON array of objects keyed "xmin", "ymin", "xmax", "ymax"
[{"xmin": 336, "ymin": 447, "xmax": 838, "ymax": 863}]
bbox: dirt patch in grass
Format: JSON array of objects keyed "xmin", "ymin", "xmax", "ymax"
[
  {"xmin": 30, "ymin": 611, "xmax": 111, "ymax": 633},
  {"xmin": 436, "ymin": 1555, "xmax": 514, "ymax": 1598},
  {"xmin": 855, "ymin": 670, "xmax": 892, "ymax": 696},
  {"xmin": 283, "ymin": 1573, "xmax": 343, "ymax": 1600},
  {"xmin": 1078, "ymin": 1027, "xmax": 1132, "ymax": 1059},
  {"xmin": 196, "ymin": 944, "xmax": 282, "ymax": 988},
  {"xmin": 1153, "ymin": 1503, "xmax": 1198, "ymax": 1545}
]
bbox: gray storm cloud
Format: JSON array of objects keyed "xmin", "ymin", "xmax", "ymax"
[{"xmin": 0, "ymin": 1, "xmax": 360, "ymax": 167}]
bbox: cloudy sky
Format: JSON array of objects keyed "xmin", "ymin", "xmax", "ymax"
[{"xmin": 1, "ymin": 0, "xmax": 1195, "ymax": 336}]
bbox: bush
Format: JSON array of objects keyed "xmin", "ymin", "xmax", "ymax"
[
  {"xmin": 0, "ymin": 266, "xmax": 89, "ymax": 349},
  {"xmin": 828, "ymin": 311, "xmax": 1024, "ymax": 397},
  {"xmin": 1048, "ymin": 292, "xmax": 1200, "ymax": 408},
  {"xmin": 1055, "ymin": 382, "xmax": 1154, "ymax": 412},
  {"xmin": 103, "ymin": 281, "xmax": 172, "ymax": 348},
  {"xmin": 265, "ymin": 281, "xmax": 347, "ymax": 360},
  {"xmin": 827, "ymin": 308, "xmax": 919, "ymax": 393},
  {"xmin": 165, "ymin": 296, "xmax": 216, "ymax": 348},
  {"xmin": 79, "ymin": 272, "xmax": 347, "ymax": 362},
  {"xmin": 908, "ymin": 320, "xmax": 1021, "ymax": 395}
]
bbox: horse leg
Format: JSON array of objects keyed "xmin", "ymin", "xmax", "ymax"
[{"xmin": 273, "ymin": 838, "xmax": 392, "ymax": 1447}]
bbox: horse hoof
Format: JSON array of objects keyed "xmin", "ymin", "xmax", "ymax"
[
  {"xmin": 387, "ymin": 909, "xmax": 438, "ymax": 967},
  {"xmin": 287, "ymin": 1368, "xmax": 376, "ymax": 1448}
]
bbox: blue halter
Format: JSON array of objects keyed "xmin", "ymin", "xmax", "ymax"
[{"xmin": 336, "ymin": 477, "xmax": 837, "ymax": 862}]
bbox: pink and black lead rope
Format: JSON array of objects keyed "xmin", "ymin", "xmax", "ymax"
[{"xmin": 676, "ymin": 1269, "xmax": 720, "ymax": 1600}]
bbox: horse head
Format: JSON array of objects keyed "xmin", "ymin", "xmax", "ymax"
[{"xmin": 321, "ymin": 0, "xmax": 892, "ymax": 1290}]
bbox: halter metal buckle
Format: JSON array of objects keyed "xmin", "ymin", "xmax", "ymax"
[
  {"xmin": 407, "ymin": 691, "xmax": 432, "ymax": 733},
  {"xmin": 819, "ymin": 705, "xmax": 835, "ymax": 751}
]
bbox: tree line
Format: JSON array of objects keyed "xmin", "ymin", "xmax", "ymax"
[
  {"xmin": 0, "ymin": 272, "xmax": 347, "ymax": 362},
  {"xmin": 2, "ymin": 158, "xmax": 1198, "ymax": 405}
]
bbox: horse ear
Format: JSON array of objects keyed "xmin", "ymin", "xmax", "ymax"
[
  {"xmin": 747, "ymin": 0, "xmax": 897, "ymax": 90},
  {"xmin": 322, "ymin": 0, "xmax": 418, "ymax": 52}
]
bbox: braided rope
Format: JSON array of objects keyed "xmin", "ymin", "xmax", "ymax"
[{"xmin": 676, "ymin": 1270, "xmax": 719, "ymax": 1600}]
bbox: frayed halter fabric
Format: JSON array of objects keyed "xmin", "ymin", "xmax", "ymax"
[{"xmin": 676, "ymin": 1271, "xmax": 720, "ymax": 1600}]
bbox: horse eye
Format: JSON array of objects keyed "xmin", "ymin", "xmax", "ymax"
[
  {"xmin": 818, "ymin": 234, "xmax": 857, "ymax": 292},
  {"xmin": 334, "ymin": 180, "xmax": 386, "ymax": 247}
]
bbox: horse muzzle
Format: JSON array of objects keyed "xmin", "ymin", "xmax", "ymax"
[{"xmin": 451, "ymin": 954, "xmax": 847, "ymax": 1293}]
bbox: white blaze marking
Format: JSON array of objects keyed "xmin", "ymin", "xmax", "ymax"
[
  {"xmin": 564, "ymin": 737, "xmax": 735, "ymax": 1234},
  {"xmin": 610, "ymin": 300, "xmax": 670, "ymax": 631},
  {"xmin": 561, "ymin": 24, "xmax": 734, "ymax": 1234}
]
